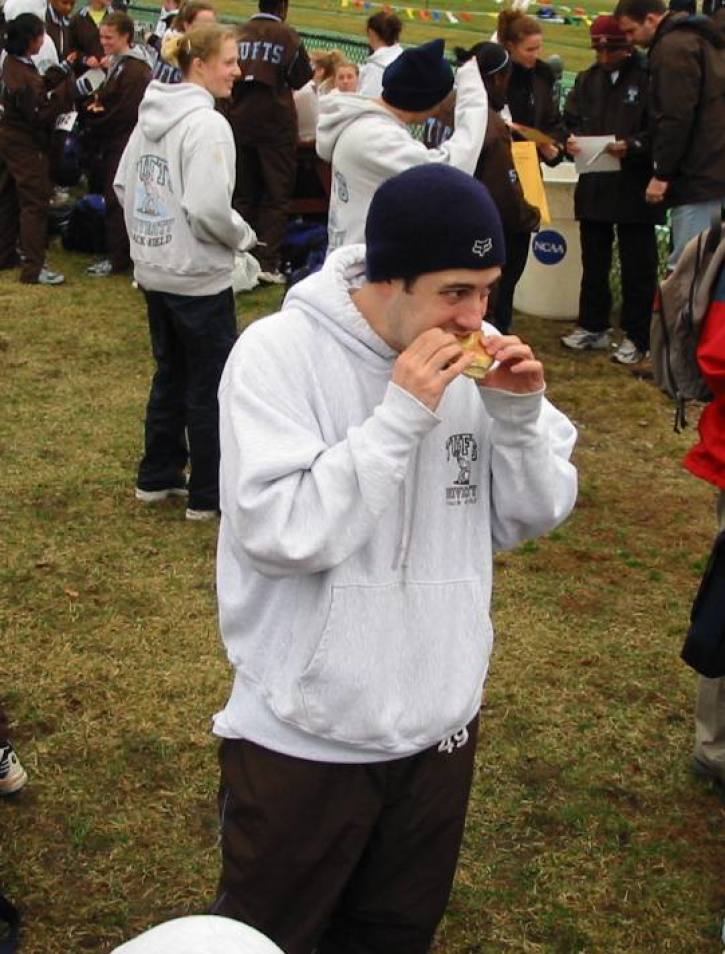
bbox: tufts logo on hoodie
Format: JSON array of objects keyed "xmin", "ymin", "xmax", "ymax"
[
  {"xmin": 132, "ymin": 154, "xmax": 175, "ymax": 247},
  {"xmin": 445, "ymin": 433, "xmax": 478, "ymax": 505}
]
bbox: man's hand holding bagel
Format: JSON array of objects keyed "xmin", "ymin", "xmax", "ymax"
[{"xmin": 393, "ymin": 328, "xmax": 545, "ymax": 411}]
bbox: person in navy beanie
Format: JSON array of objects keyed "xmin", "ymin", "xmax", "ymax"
[
  {"xmin": 316, "ymin": 38, "xmax": 489, "ymax": 250},
  {"xmin": 365, "ymin": 164, "xmax": 506, "ymax": 280},
  {"xmin": 210, "ymin": 163, "xmax": 578, "ymax": 953}
]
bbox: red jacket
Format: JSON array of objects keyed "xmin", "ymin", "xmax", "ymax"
[{"xmin": 684, "ymin": 267, "xmax": 725, "ymax": 489}]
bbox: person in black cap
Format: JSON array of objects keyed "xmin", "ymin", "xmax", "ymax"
[
  {"xmin": 316, "ymin": 38, "xmax": 489, "ymax": 250},
  {"xmin": 561, "ymin": 14, "xmax": 663, "ymax": 365},
  {"xmin": 210, "ymin": 163, "xmax": 578, "ymax": 953}
]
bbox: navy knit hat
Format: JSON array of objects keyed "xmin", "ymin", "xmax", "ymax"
[
  {"xmin": 381, "ymin": 39, "xmax": 454, "ymax": 113},
  {"xmin": 365, "ymin": 165, "xmax": 505, "ymax": 282}
]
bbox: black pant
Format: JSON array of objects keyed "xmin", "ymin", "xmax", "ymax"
[
  {"xmin": 212, "ymin": 717, "xmax": 479, "ymax": 954},
  {"xmin": 102, "ymin": 145, "xmax": 131, "ymax": 272},
  {"xmin": 489, "ymin": 230, "xmax": 531, "ymax": 334},
  {"xmin": 138, "ymin": 288, "xmax": 237, "ymax": 511},
  {"xmin": 233, "ymin": 139, "xmax": 297, "ymax": 272},
  {"xmin": 579, "ymin": 220, "xmax": 658, "ymax": 351}
]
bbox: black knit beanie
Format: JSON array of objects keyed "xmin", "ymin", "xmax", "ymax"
[
  {"xmin": 381, "ymin": 39, "xmax": 454, "ymax": 113},
  {"xmin": 365, "ymin": 165, "xmax": 506, "ymax": 282}
]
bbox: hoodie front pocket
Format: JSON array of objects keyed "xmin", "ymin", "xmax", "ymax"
[{"xmin": 296, "ymin": 580, "xmax": 491, "ymax": 751}]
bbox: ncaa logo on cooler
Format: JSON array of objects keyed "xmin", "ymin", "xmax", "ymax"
[{"xmin": 533, "ymin": 230, "xmax": 567, "ymax": 266}]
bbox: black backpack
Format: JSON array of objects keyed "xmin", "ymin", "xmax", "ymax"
[{"xmin": 60, "ymin": 194, "xmax": 107, "ymax": 254}]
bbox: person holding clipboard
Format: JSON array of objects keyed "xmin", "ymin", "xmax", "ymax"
[
  {"xmin": 560, "ymin": 15, "xmax": 663, "ymax": 366},
  {"xmin": 497, "ymin": 8, "xmax": 566, "ymax": 165}
]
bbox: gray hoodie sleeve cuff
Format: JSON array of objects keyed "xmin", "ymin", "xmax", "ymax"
[{"xmin": 477, "ymin": 387, "xmax": 546, "ymax": 439}]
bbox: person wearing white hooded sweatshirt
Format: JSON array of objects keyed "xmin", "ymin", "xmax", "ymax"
[
  {"xmin": 211, "ymin": 165, "xmax": 577, "ymax": 953},
  {"xmin": 114, "ymin": 23, "xmax": 256, "ymax": 520},
  {"xmin": 316, "ymin": 38, "xmax": 488, "ymax": 252}
]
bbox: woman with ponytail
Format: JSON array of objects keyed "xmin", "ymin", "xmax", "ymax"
[
  {"xmin": 429, "ymin": 42, "xmax": 541, "ymax": 333},
  {"xmin": 114, "ymin": 24, "xmax": 257, "ymax": 520},
  {"xmin": 497, "ymin": 8, "xmax": 565, "ymax": 163}
]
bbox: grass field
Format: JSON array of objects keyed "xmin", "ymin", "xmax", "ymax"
[
  {"xmin": 132, "ymin": 0, "xmax": 607, "ymax": 72},
  {"xmin": 2, "ymin": 241, "xmax": 724, "ymax": 953}
]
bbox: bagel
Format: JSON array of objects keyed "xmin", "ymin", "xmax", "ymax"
[{"xmin": 457, "ymin": 331, "xmax": 494, "ymax": 380}]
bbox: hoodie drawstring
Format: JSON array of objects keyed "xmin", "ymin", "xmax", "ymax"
[{"xmin": 392, "ymin": 446, "xmax": 421, "ymax": 571}]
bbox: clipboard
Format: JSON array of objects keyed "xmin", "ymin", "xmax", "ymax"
[{"xmin": 511, "ymin": 140, "xmax": 551, "ymax": 224}]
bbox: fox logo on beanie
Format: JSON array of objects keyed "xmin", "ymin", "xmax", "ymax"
[{"xmin": 365, "ymin": 165, "xmax": 506, "ymax": 283}]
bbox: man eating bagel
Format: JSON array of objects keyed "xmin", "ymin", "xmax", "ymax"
[{"xmin": 211, "ymin": 163, "xmax": 578, "ymax": 953}]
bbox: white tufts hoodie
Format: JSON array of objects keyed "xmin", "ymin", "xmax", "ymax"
[
  {"xmin": 316, "ymin": 59, "xmax": 488, "ymax": 250},
  {"xmin": 114, "ymin": 81, "xmax": 256, "ymax": 296},
  {"xmin": 213, "ymin": 245, "xmax": 578, "ymax": 763}
]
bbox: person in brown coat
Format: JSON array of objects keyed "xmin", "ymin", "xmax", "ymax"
[
  {"xmin": 0, "ymin": 13, "xmax": 77, "ymax": 283},
  {"xmin": 45, "ymin": 0, "xmax": 73, "ymax": 61},
  {"xmin": 616, "ymin": 0, "xmax": 725, "ymax": 265},
  {"xmin": 227, "ymin": 0, "xmax": 312, "ymax": 284},
  {"xmin": 424, "ymin": 43, "xmax": 540, "ymax": 334},
  {"xmin": 83, "ymin": 11, "xmax": 151, "ymax": 274},
  {"xmin": 69, "ymin": 0, "xmax": 119, "ymax": 69}
]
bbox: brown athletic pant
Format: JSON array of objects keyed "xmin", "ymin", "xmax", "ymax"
[
  {"xmin": 232, "ymin": 139, "xmax": 297, "ymax": 273},
  {"xmin": 212, "ymin": 717, "xmax": 478, "ymax": 954},
  {"xmin": 102, "ymin": 145, "xmax": 131, "ymax": 273},
  {"xmin": 0, "ymin": 130, "xmax": 51, "ymax": 282}
]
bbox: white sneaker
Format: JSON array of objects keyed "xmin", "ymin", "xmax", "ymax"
[
  {"xmin": 135, "ymin": 485, "xmax": 188, "ymax": 503},
  {"xmin": 612, "ymin": 337, "xmax": 645, "ymax": 365},
  {"xmin": 185, "ymin": 507, "xmax": 219, "ymax": 521},
  {"xmin": 258, "ymin": 269, "xmax": 286, "ymax": 286},
  {"xmin": 561, "ymin": 327, "xmax": 611, "ymax": 351},
  {"xmin": 87, "ymin": 259, "xmax": 113, "ymax": 277},
  {"xmin": 0, "ymin": 743, "xmax": 28, "ymax": 795},
  {"xmin": 50, "ymin": 188, "xmax": 71, "ymax": 207},
  {"xmin": 36, "ymin": 267, "xmax": 65, "ymax": 286}
]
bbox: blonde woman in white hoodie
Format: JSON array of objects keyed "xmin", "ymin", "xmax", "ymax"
[{"xmin": 114, "ymin": 24, "xmax": 256, "ymax": 520}]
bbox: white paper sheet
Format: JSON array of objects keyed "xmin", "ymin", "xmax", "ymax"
[{"xmin": 573, "ymin": 135, "xmax": 621, "ymax": 174}]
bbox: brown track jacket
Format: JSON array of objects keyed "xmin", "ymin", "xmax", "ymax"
[
  {"xmin": 424, "ymin": 98, "xmax": 540, "ymax": 236},
  {"xmin": 0, "ymin": 55, "xmax": 75, "ymax": 149},
  {"xmin": 84, "ymin": 51, "xmax": 150, "ymax": 153},
  {"xmin": 228, "ymin": 13, "xmax": 312, "ymax": 144},
  {"xmin": 648, "ymin": 11, "xmax": 725, "ymax": 205},
  {"xmin": 69, "ymin": 6, "xmax": 121, "ymax": 67},
  {"xmin": 45, "ymin": 6, "xmax": 72, "ymax": 59}
]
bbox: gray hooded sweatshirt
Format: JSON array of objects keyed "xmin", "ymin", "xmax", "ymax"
[
  {"xmin": 114, "ymin": 81, "xmax": 256, "ymax": 296},
  {"xmin": 316, "ymin": 59, "xmax": 488, "ymax": 251},
  {"xmin": 213, "ymin": 245, "xmax": 578, "ymax": 763}
]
